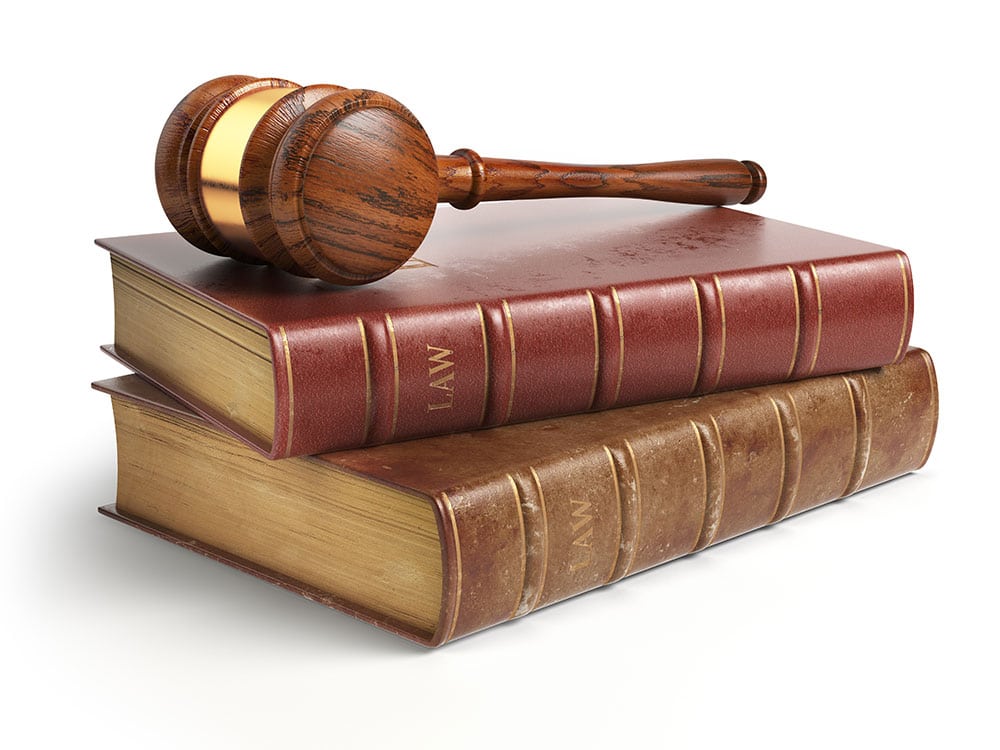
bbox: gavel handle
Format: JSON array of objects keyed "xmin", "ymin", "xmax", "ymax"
[{"xmin": 437, "ymin": 150, "xmax": 766, "ymax": 209}]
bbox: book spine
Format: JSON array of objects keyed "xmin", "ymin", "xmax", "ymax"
[
  {"xmin": 275, "ymin": 251, "xmax": 913, "ymax": 457},
  {"xmin": 433, "ymin": 348, "xmax": 937, "ymax": 645}
]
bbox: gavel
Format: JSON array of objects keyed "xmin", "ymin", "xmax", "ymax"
[{"xmin": 156, "ymin": 75, "xmax": 766, "ymax": 285}]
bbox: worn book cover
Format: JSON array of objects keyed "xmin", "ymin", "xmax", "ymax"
[
  {"xmin": 101, "ymin": 199, "xmax": 913, "ymax": 457},
  {"xmin": 97, "ymin": 348, "xmax": 937, "ymax": 646}
]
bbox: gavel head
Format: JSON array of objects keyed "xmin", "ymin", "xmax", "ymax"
[{"xmin": 155, "ymin": 75, "xmax": 440, "ymax": 285}]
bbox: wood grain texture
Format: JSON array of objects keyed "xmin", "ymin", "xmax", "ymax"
[
  {"xmin": 438, "ymin": 153, "xmax": 765, "ymax": 209},
  {"xmin": 269, "ymin": 89, "xmax": 439, "ymax": 285},
  {"xmin": 155, "ymin": 75, "xmax": 767, "ymax": 285}
]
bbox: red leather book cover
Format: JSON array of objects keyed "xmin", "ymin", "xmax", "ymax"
[{"xmin": 99, "ymin": 198, "xmax": 913, "ymax": 458}]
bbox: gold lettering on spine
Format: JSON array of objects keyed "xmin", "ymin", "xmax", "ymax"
[
  {"xmin": 439, "ymin": 492, "xmax": 463, "ymax": 643},
  {"xmin": 357, "ymin": 318, "xmax": 373, "ymax": 443},
  {"xmin": 426, "ymin": 345, "xmax": 456, "ymax": 412},
  {"xmin": 786, "ymin": 266, "xmax": 801, "ymax": 379},
  {"xmin": 567, "ymin": 494, "xmax": 596, "ymax": 573},
  {"xmin": 506, "ymin": 475, "xmax": 527, "ymax": 621},
  {"xmin": 894, "ymin": 253, "xmax": 910, "ymax": 363},
  {"xmin": 502, "ymin": 299, "xmax": 517, "ymax": 422},
  {"xmin": 710, "ymin": 275, "xmax": 727, "ymax": 391},
  {"xmin": 690, "ymin": 277, "xmax": 703, "ymax": 394},
  {"xmin": 586, "ymin": 290, "xmax": 600, "ymax": 409},
  {"xmin": 807, "ymin": 263, "xmax": 823, "ymax": 375},
  {"xmin": 385, "ymin": 313, "xmax": 400, "ymax": 439},
  {"xmin": 610, "ymin": 286, "xmax": 625, "ymax": 405},
  {"xmin": 527, "ymin": 467, "xmax": 549, "ymax": 612},
  {"xmin": 476, "ymin": 304, "xmax": 490, "ymax": 426}
]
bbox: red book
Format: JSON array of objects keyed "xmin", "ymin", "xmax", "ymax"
[{"xmin": 100, "ymin": 198, "xmax": 913, "ymax": 458}]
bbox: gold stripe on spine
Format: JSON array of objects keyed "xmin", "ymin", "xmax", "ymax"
[
  {"xmin": 841, "ymin": 374, "xmax": 872, "ymax": 496},
  {"xmin": 501, "ymin": 299, "xmax": 517, "ymax": 422},
  {"xmin": 918, "ymin": 350, "xmax": 939, "ymax": 468},
  {"xmin": 767, "ymin": 397, "xmax": 787, "ymax": 524},
  {"xmin": 689, "ymin": 420, "xmax": 709, "ymax": 552},
  {"xmin": 279, "ymin": 326, "xmax": 295, "ymax": 455},
  {"xmin": 384, "ymin": 313, "xmax": 400, "ymax": 439},
  {"xmin": 587, "ymin": 291, "xmax": 600, "ymax": 409},
  {"xmin": 476, "ymin": 303, "xmax": 490, "ymax": 426},
  {"xmin": 526, "ymin": 466, "xmax": 549, "ymax": 613},
  {"xmin": 710, "ymin": 275, "xmax": 727, "ymax": 391},
  {"xmin": 610, "ymin": 286, "xmax": 625, "ymax": 405},
  {"xmin": 692, "ymin": 416, "xmax": 726, "ymax": 551},
  {"xmin": 602, "ymin": 446, "xmax": 624, "ymax": 583},
  {"xmin": 894, "ymin": 253, "xmax": 910, "ymax": 362},
  {"xmin": 200, "ymin": 86, "xmax": 297, "ymax": 253},
  {"xmin": 356, "ymin": 317, "xmax": 373, "ymax": 444},
  {"xmin": 841, "ymin": 376, "xmax": 859, "ymax": 496},
  {"xmin": 622, "ymin": 439, "xmax": 641, "ymax": 576},
  {"xmin": 769, "ymin": 392, "xmax": 803, "ymax": 522},
  {"xmin": 439, "ymin": 492, "xmax": 463, "ymax": 643},
  {"xmin": 786, "ymin": 266, "xmax": 801, "ymax": 379},
  {"xmin": 690, "ymin": 277, "xmax": 703, "ymax": 394},
  {"xmin": 604, "ymin": 439, "xmax": 642, "ymax": 583},
  {"xmin": 807, "ymin": 263, "xmax": 823, "ymax": 375},
  {"xmin": 506, "ymin": 474, "xmax": 528, "ymax": 621}
]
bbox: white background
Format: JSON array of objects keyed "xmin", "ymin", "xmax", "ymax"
[{"xmin": 3, "ymin": 2, "xmax": 996, "ymax": 747}]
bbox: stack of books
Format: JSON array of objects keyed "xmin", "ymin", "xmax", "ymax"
[{"xmin": 94, "ymin": 197, "xmax": 937, "ymax": 647}]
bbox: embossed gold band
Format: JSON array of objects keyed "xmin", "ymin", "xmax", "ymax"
[{"xmin": 200, "ymin": 86, "xmax": 299, "ymax": 252}]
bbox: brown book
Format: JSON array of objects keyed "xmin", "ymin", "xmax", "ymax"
[
  {"xmin": 95, "ymin": 348, "xmax": 938, "ymax": 647},
  {"xmin": 99, "ymin": 198, "xmax": 913, "ymax": 458}
]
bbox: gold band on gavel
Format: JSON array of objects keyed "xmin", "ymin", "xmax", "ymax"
[{"xmin": 200, "ymin": 85, "xmax": 299, "ymax": 253}]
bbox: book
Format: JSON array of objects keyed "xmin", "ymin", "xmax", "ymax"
[
  {"xmin": 96, "ymin": 347, "xmax": 938, "ymax": 647},
  {"xmin": 100, "ymin": 198, "xmax": 914, "ymax": 458}
]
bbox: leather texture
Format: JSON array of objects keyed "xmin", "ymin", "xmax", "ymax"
[
  {"xmin": 96, "ymin": 348, "xmax": 937, "ymax": 646},
  {"xmin": 99, "ymin": 199, "xmax": 914, "ymax": 458}
]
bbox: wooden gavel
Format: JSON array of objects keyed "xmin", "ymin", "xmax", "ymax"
[{"xmin": 156, "ymin": 75, "xmax": 767, "ymax": 285}]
